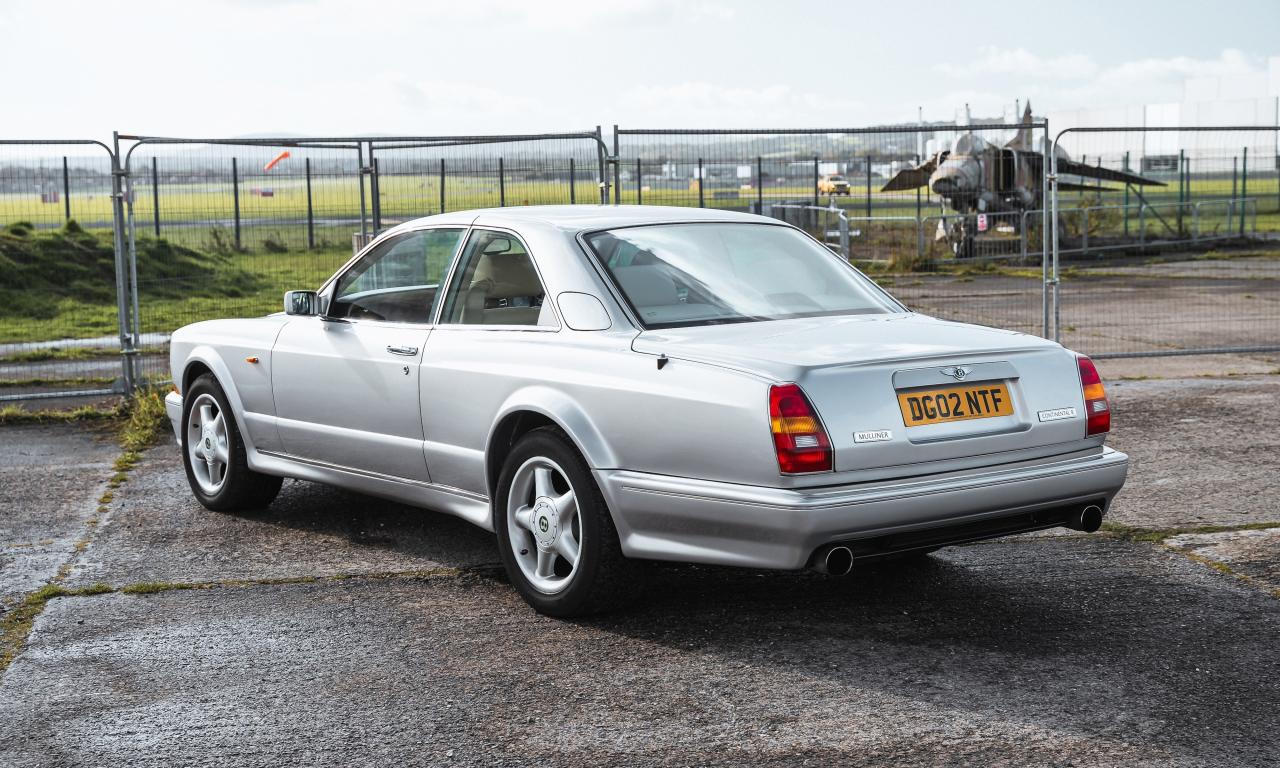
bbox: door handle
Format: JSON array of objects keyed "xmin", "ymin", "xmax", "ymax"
[{"xmin": 386, "ymin": 345, "xmax": 419, "ymax": 356}]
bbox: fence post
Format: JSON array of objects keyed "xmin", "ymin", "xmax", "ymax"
[
  {"xmin": 151, "ymin": 156, "xmax": 160, "ymax": 237},
  {"xmin": 371, "ymin": 155, "xmax": 382, "ymax": 231},
  {"xmin": 1122, "ymin": 150, "xmax": 1130, "ymax": 237},
  {"xmin": 568, "ymin": 158, "xmax": 574, "ymax": 205},
  {"xmin": 498, "ymin": 156, "xmax": 505, "ymax": 207},
  {"xmin": 612, "ymin": 125, "xmax": 620, "ymax": 205},
  {"xmin": 914, "ymin": 154, "xmax": 921, "ymax": 230},
  {"xmin": 1020, "ymin": 210, "xmax": 1027, "ymax": 264},
  {"xmin": 756, "ymin": 156, "xmax": 762, "ymax": 211},
  {"xmin": 1081, "ymin": 208, "xmax": 1089, "ymax": 254},
  {"xmin": 110, "ymin": 132, "xmax": 135, "ymax": 393},
  {"xmin": 1230, "ymin": 156, "xmax": 1238, "ymax": 233},
  {"xmin": 636, "ymin": 157, "xmax": 642, "ymax": 205},
  {"xmin": 439, "ymin": 158, "xmax": 446, "ymax": 213},
  {"xmin": 356, "ymin": 143, "xmax": 368, "ymax": 240},
  {"xmin": 595, "ymin": 125, "xmax": 608, "ymax": 205},
  {"xmin": 865, "ymin": 157, "xmax": 872, "ymax": 220},
  {"xmin": 812, "ymin": 156, "xmax": 818, "ymax": 208},
  {"xmin": 1177, "ymin": 154, "xmax": 1187, "ymax": 212},
  {"xmin": 231, "ymin": 157, "xmax": 241, "ymax": 251},
  {"xmin": 1044, "ymin": 127, "xmax": 1055, "ymax": 342},
  {"xmin": 697, "ymin": 158, "xmax": 705, "ymax": 208},
  {"xmin": 1240, "ymin": 146, "xmax": 1248, "ymax": 237},
  {"xmin": 305, "ymin": 157, "xmax": 315, "ymax": 249},
  {"xmin": 1177, "ymin": 149, "xmax": 1185, "ymax": 235},
  {"xmin": 62, "ymin": 156, "xmax": 70, "ymax": 221}
]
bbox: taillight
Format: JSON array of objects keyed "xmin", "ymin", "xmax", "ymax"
[
  {"xmin": 769, "ymin": 384, "xmax": 832, "ymax": 474},
  {"xmin": 1077, "ymin": 355, "xmax": 1110, "ymax": 435}
]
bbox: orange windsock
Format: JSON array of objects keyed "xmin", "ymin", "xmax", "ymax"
[{"xmin": 263, "ymin": 150, "xmax": 291, "ymax": 172}]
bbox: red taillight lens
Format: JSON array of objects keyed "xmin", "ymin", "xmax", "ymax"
[
  {"xmin": 1077, "ymin": 355, "xmax": 1110, "ymax": 435},
  {"xmin": 769, "ymin": 384, "xmax": 832, "ymax": 474}
]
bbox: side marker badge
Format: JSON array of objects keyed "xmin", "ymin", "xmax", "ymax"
[
  {"xmin": 854, "ymin": 429, "xmax": 893, "ymax": 443},
  {"xmin": 1037, "ymin": 407, "xmax": 1077, "ymax": 422}
]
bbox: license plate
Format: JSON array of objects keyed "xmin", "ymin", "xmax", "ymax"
[{"xmin": 897, "ymin": 382, "xmax": 1014, "ymax": 427}]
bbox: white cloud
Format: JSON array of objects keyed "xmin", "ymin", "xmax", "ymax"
[
  {"xmin": 612, "ymin": 82, "xmax": 865, "ymax": 127},
  {"xmin": 941, "ymin": 47, "xmax": 1098, "ymax": 80}
]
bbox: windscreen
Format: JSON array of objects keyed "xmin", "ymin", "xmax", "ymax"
[{"xmin": 585, "ymin": 223, "xmax": 901, "ymax": 329}]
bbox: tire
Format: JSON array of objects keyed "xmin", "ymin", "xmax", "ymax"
[
  {"xmin": 494, "ymin": 427, "xmax": 635, "ymax": 617},
  {"xmin": 181, "ymin": 373, "xmax": 283, "ymax": 512}
]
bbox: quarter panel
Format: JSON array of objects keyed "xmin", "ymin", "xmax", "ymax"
[{"xmin": 420, "ymin": 328, "xmax": 780, "ymax": 496}]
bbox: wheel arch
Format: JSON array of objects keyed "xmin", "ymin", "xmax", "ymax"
[
  {"xmin": 484, "ymin": 388, "xmax": 619, "ymax": 501},
  {"xmin": 179, "ymin": 347, "xmax": 255, "ymax": 453}
]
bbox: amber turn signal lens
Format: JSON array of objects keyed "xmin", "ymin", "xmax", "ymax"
[
  {"xmin": 768, "ymin": 384, "xmax": 832, "ymax": 474},
  {"xmin": 1076, "ymin": 355, "xmax": 1110, "ymax": 435}
]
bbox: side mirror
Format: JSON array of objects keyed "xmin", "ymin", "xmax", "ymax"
[{"xmin": 284, "ymin": 290, "xmax": 318, "ymax": 316}]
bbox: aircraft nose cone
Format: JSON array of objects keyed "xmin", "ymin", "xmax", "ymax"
[{"xmin": 932, "ymin": 176, "xmax": 962, "ymax": 195}]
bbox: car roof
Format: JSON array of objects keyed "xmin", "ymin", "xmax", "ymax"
[{"xmin": 391, "ymin": 205, "xmax": 778, "ymax": 235}]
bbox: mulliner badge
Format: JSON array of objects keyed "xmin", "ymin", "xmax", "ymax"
[{"xmin": 854, "ymin": 430, "xmax": 893, "ymax": 443}]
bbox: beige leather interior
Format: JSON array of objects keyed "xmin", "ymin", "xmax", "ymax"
[{"xmin": 460, "ymin": 251, "xmax": 549, "ymax": 325}]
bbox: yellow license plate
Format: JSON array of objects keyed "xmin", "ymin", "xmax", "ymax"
[{"xmin": 897, "ymin": 382, "xmax": 1014, "ymax": 427}]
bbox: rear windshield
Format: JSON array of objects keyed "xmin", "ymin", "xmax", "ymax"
[{"xmin": 584, "ymin": 223, "xmax": 901, "ymax": 329}]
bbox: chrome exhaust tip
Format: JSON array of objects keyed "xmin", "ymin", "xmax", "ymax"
[
  {"xmin": 813, "ymin": 545, "xmax": 854, "ymax": 576},
  {"xmin": 1066, "ymin": 504, "xmax": 1104, "ymax": 533}
]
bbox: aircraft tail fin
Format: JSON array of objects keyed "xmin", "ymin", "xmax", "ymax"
[{"xmin": 1006, "ymin": 101, "xmax": 1035, "ymax": 150}]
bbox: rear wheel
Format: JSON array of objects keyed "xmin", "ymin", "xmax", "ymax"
[
  {"xmin": 181, "ymin": 374, "xmax": 282, "ymax": 512},
  {"xmin": 494, "ymin": 428, "xmax": 633, "ymax": 617}
]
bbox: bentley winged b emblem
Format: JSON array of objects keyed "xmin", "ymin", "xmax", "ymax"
[{"xmin": 939, "ymin": 366, "xmax": 972, "ymax": 381}]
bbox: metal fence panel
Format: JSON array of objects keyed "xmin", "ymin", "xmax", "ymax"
[
  {"xmin": 119, "ymin": 132, "xmax": 606, "ymax": 388},
  {"xmin": 1050, "ymin": 126, "xmax": 1280, "ymax": 358},
  {"xmin": 615, "ymin": 123, "xmax": 1054, "ymax": 338},
  {"xmin": 0, "ymin": 139, "xmax": 128, "ymax": 402}
]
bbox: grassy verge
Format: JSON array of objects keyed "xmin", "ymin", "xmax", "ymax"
[
  {"xmin": 1101, "ymin": 520, "xmax": 1280, "ymax": 544},
  {"xmin": 0, "ymin": 402, "xmax": 124, "ymax": 425}
]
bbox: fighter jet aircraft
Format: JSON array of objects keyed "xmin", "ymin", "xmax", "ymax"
[{"xmin": 881, "ymin": 103, "xmax": 1165, "ymax": 257}]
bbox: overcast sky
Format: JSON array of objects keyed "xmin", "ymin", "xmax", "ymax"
[{"xmin": 3, "ymin": 0, "xmax": 1277, "ymax": 139}]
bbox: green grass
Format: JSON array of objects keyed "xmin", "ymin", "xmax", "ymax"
[{"xmin": 0, "ymin": 222, "xmax": 346, "ymax": 343}]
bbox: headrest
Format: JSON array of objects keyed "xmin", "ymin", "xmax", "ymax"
[
  {"xmin": 614, "ymin": 266, "xmax": 679, "ymax": 307},
  {"xmin": 471, "ymin": 253, "xmax": 543, "ymax": 298}
]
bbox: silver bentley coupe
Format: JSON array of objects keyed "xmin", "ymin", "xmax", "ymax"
[{"xmin": 165, "ymin": 206, "xmax": 1128, "ymax": 616}]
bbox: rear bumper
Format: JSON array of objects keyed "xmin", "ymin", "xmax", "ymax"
[
  {"xmin": 165, "ymin": 391, "xmax": 183, "ymax": 443},
  {"xmin": 595, "ymin": 446, "xmax": 1129, "ymax": 570}
]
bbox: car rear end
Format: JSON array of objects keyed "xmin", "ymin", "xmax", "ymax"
[
  {"xmin": 580, "ymin": 216, "xmax": 1127, "ymax": 571},
  {"xmin": 600, "ymin": 338, "xmax": 1125, "ymax": 572}
]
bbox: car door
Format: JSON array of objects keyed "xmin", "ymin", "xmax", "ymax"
[
  {"xmin": 271, "ymin": 227, "xmax": 466, "ymax": 482},
  {"xmin": 419, "ymin": 228, "xmax": 560, "ymax": 494}
]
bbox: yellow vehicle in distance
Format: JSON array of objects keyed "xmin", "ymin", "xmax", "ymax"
[{"xmin": 818, "ymin": 174, "xmax": 851, "ymax": 195}]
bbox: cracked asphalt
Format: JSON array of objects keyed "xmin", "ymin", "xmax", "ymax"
[{"xmin": 1, "ymin": 373, "xmax": 1279, "ymax": 767}]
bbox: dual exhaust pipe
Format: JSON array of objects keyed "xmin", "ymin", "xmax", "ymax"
[{"xmin": 811, "ymin": 502, "xmax": 1105, "ymax": 576}]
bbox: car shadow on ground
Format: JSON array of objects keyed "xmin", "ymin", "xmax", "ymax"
[{"xmin": 560, "ymin": 538, "xmax": 1280, "ymax": 762}]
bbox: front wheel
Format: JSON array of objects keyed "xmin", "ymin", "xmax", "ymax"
[
  {"xmin": 181, "ymin": 373, "xmax": 282, "ymax": 512},
  {"xmin": 494, "ymin": 428, "xmax": 634, "ymax": 617}
]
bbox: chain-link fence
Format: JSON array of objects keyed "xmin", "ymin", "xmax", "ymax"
[
  {"xmin": 2, "ymin": 122, "xmax": 1280, "ymax": 402},
  {"xmin": 0, "ymin": 139, "xmax": 131, "ymax": 402},
  {"xmin": 1049, "ymin": 126, "xmax": 1280, "ymax": 358}
]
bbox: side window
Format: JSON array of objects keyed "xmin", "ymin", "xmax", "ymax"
[
  {"xmin": 330, "ymin": 228, "xmax": 463, "ymax": 323},
  {"xmin": 439, "ymin": 230, "xmax": 555, "ymax": 327}
]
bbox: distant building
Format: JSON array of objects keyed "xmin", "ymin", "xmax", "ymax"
[{"xmin": 1047, "ymin": 56, "xmax": 1280, "ymax": 164}]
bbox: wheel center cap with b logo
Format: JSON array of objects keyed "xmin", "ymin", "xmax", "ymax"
[{"xmin": 532, "ymin": 497, "xmax": 559, "ymax": 550}]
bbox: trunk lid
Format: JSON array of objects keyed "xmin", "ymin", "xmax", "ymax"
[{"xmin": 633, "ymin": 313, "xmax": 1089, "ymax": 473}]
